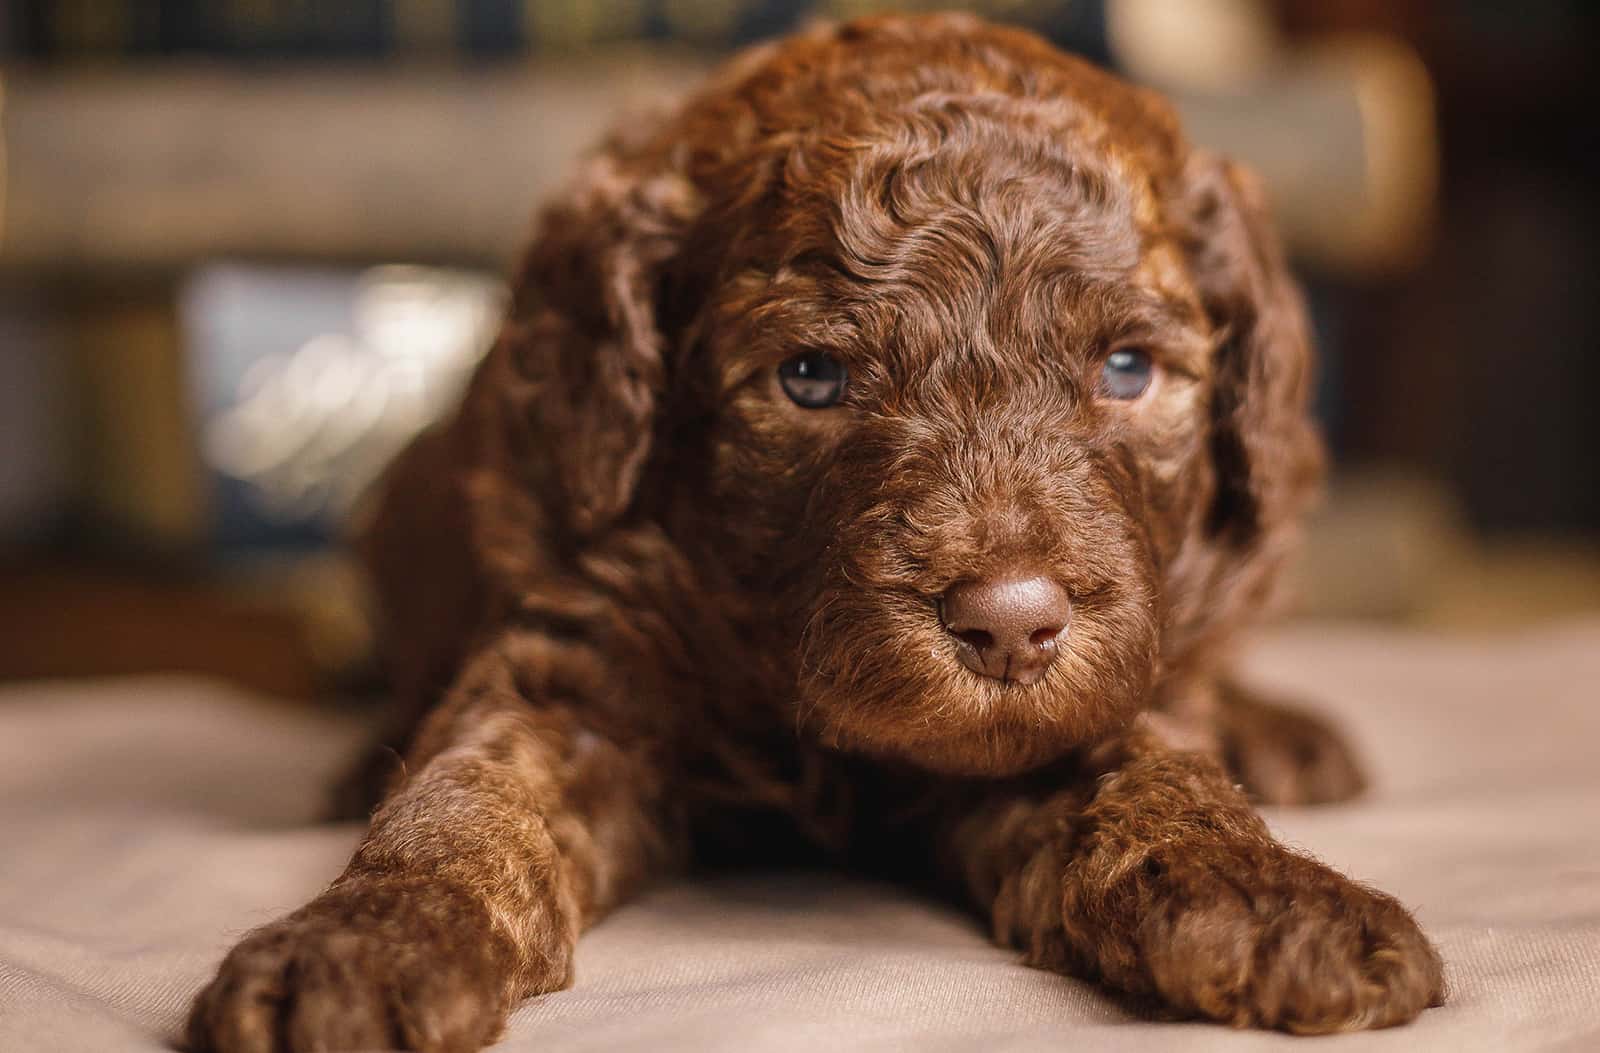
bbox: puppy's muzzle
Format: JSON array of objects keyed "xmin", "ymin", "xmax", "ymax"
[{"xmin": 940, "ymin": 574, "xmax": 1071, "ymax": 685}]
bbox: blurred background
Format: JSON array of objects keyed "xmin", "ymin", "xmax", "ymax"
[{"xmin": 0, "ymin": 0, "xmax": 1595, "ymax": 701}]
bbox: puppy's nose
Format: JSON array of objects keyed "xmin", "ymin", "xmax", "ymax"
[{"xmin": 941, "ymin": 575, "xmax": 1071, "ymax": 685}]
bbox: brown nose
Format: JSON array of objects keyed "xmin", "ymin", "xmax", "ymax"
[{"xmin": 941, "ymin": 575, "xmax": 1071, "ymax": 685}]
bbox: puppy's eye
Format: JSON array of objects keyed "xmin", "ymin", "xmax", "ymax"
[
  {"xmin": 778, "ymin": 351, "xmax": 848, "ymax": 408},
  {"xmin": 1098, "ymin": 348, "xmax": 1154, "ymax": 400}
]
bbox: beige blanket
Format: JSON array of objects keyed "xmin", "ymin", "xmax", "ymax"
[{"xmin": 3, "ymin": 621, "xmax": 1598, "ymax": 1051}]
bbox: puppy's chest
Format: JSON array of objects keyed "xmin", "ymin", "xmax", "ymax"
[{"xmin": 676, "ymin": 719, "xmax": 964, "ymax": 878}]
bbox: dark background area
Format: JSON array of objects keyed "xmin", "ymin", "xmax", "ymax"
[
  {"xmin": 1, "ymin": 0, "xmax": 1595, "ymax": 698},
  {"xmin": 1281, "ymin": 1, "xmax": 1597, "ymax": 533}
]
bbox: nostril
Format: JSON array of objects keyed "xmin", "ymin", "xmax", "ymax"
[
  {"xmin": 954, "ymin": 628, "xmax": 994, "ymax": 652},
  {"xmin": 1028, "ymin": 625, "xmax": 1064, "ymax": 648}
]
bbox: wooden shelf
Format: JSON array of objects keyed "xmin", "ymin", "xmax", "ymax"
[
  {"xmin": 0, "ymin": 54, "xmax": 707, "ymax": 270},
  {"xmin": 0, "ymin": 557, "xmax": 371, "ymax": 699},
  {"xmin": 1, "ymin": 44, "xmax": 1433, "ymax": 275}
]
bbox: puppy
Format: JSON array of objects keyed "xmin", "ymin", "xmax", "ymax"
[{"xmin": 189, "ymin": 14, "xmax": 1443, "ymax": 1051}]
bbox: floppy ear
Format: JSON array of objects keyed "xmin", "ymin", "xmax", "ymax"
[
  {"xmin": 480, "ymin": 142, "xmax": 701, "ymax": 540},
  {"xmin": 1179, "ymin": 152, "xmax": 1324, "ymax": 550},
  {"xmin": 343, "ymin": 139, "xmax": 701, "ymax": 789}
]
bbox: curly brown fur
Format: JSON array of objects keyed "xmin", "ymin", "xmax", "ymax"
[{"xmin": 188, "ymin": 14, "xmax": 1441, "ymax": 1052}]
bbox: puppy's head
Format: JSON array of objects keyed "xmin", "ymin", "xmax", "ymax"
[{"xmin": 487, "ymin": 15, "xmax": 1321, "ymax": 775}]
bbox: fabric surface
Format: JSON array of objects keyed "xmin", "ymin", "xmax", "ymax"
[{"xmin": 2, "ymin": 621, "xmax": 1598, "ymax": 1052}]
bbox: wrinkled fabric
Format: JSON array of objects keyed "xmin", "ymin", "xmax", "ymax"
[{"xmin": 2, "ymin": 620, "xmax": 1598, "ymax": 1051}]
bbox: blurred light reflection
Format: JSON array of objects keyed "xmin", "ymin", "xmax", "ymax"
[{"xmin": 189, "ymin": 264, "xmax": 501, "ymax": 533}]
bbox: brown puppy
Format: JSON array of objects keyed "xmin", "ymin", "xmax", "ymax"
[{"xmin": 188, "ymin": 14, "xmax": 1443, "ymax": 1051}]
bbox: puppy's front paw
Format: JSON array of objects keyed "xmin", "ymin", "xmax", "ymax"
[
  {"xmin": 187, "ymin": 878, "xmax": 537, "ymax": 1053},
  {"xmin": 1133, "ymin": 846, "xmax": 1444, "ymax": 1033}
]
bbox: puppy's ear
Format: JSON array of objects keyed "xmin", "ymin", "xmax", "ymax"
[
  {"xmin": 489, "ymin": 141, "xmax": 701, "ymax": 538},
  {"xmin": 1179, "ymin": 152, "xmax": 1324, "ymax": 548}
]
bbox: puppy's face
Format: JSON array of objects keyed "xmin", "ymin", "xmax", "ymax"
[
  {"xmin": 684, "ymin": 119, "xmax": 1219, "ymax": 775},
  {"xmin": 505, "ymin": 16, "xmax": 1318, "ymax": 778}
]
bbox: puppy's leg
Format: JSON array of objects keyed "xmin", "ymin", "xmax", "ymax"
[
  {"xmin": 947, "ymin": 722, "xmax": 1442, "ymax": 1033},
  {"xmin": 1215, "ymin": 678, "xmax": 1366, "ymax": 805},
  {"xmin": 187, "ymin": 632, "xmax": 680, "ymax": 1053}
]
